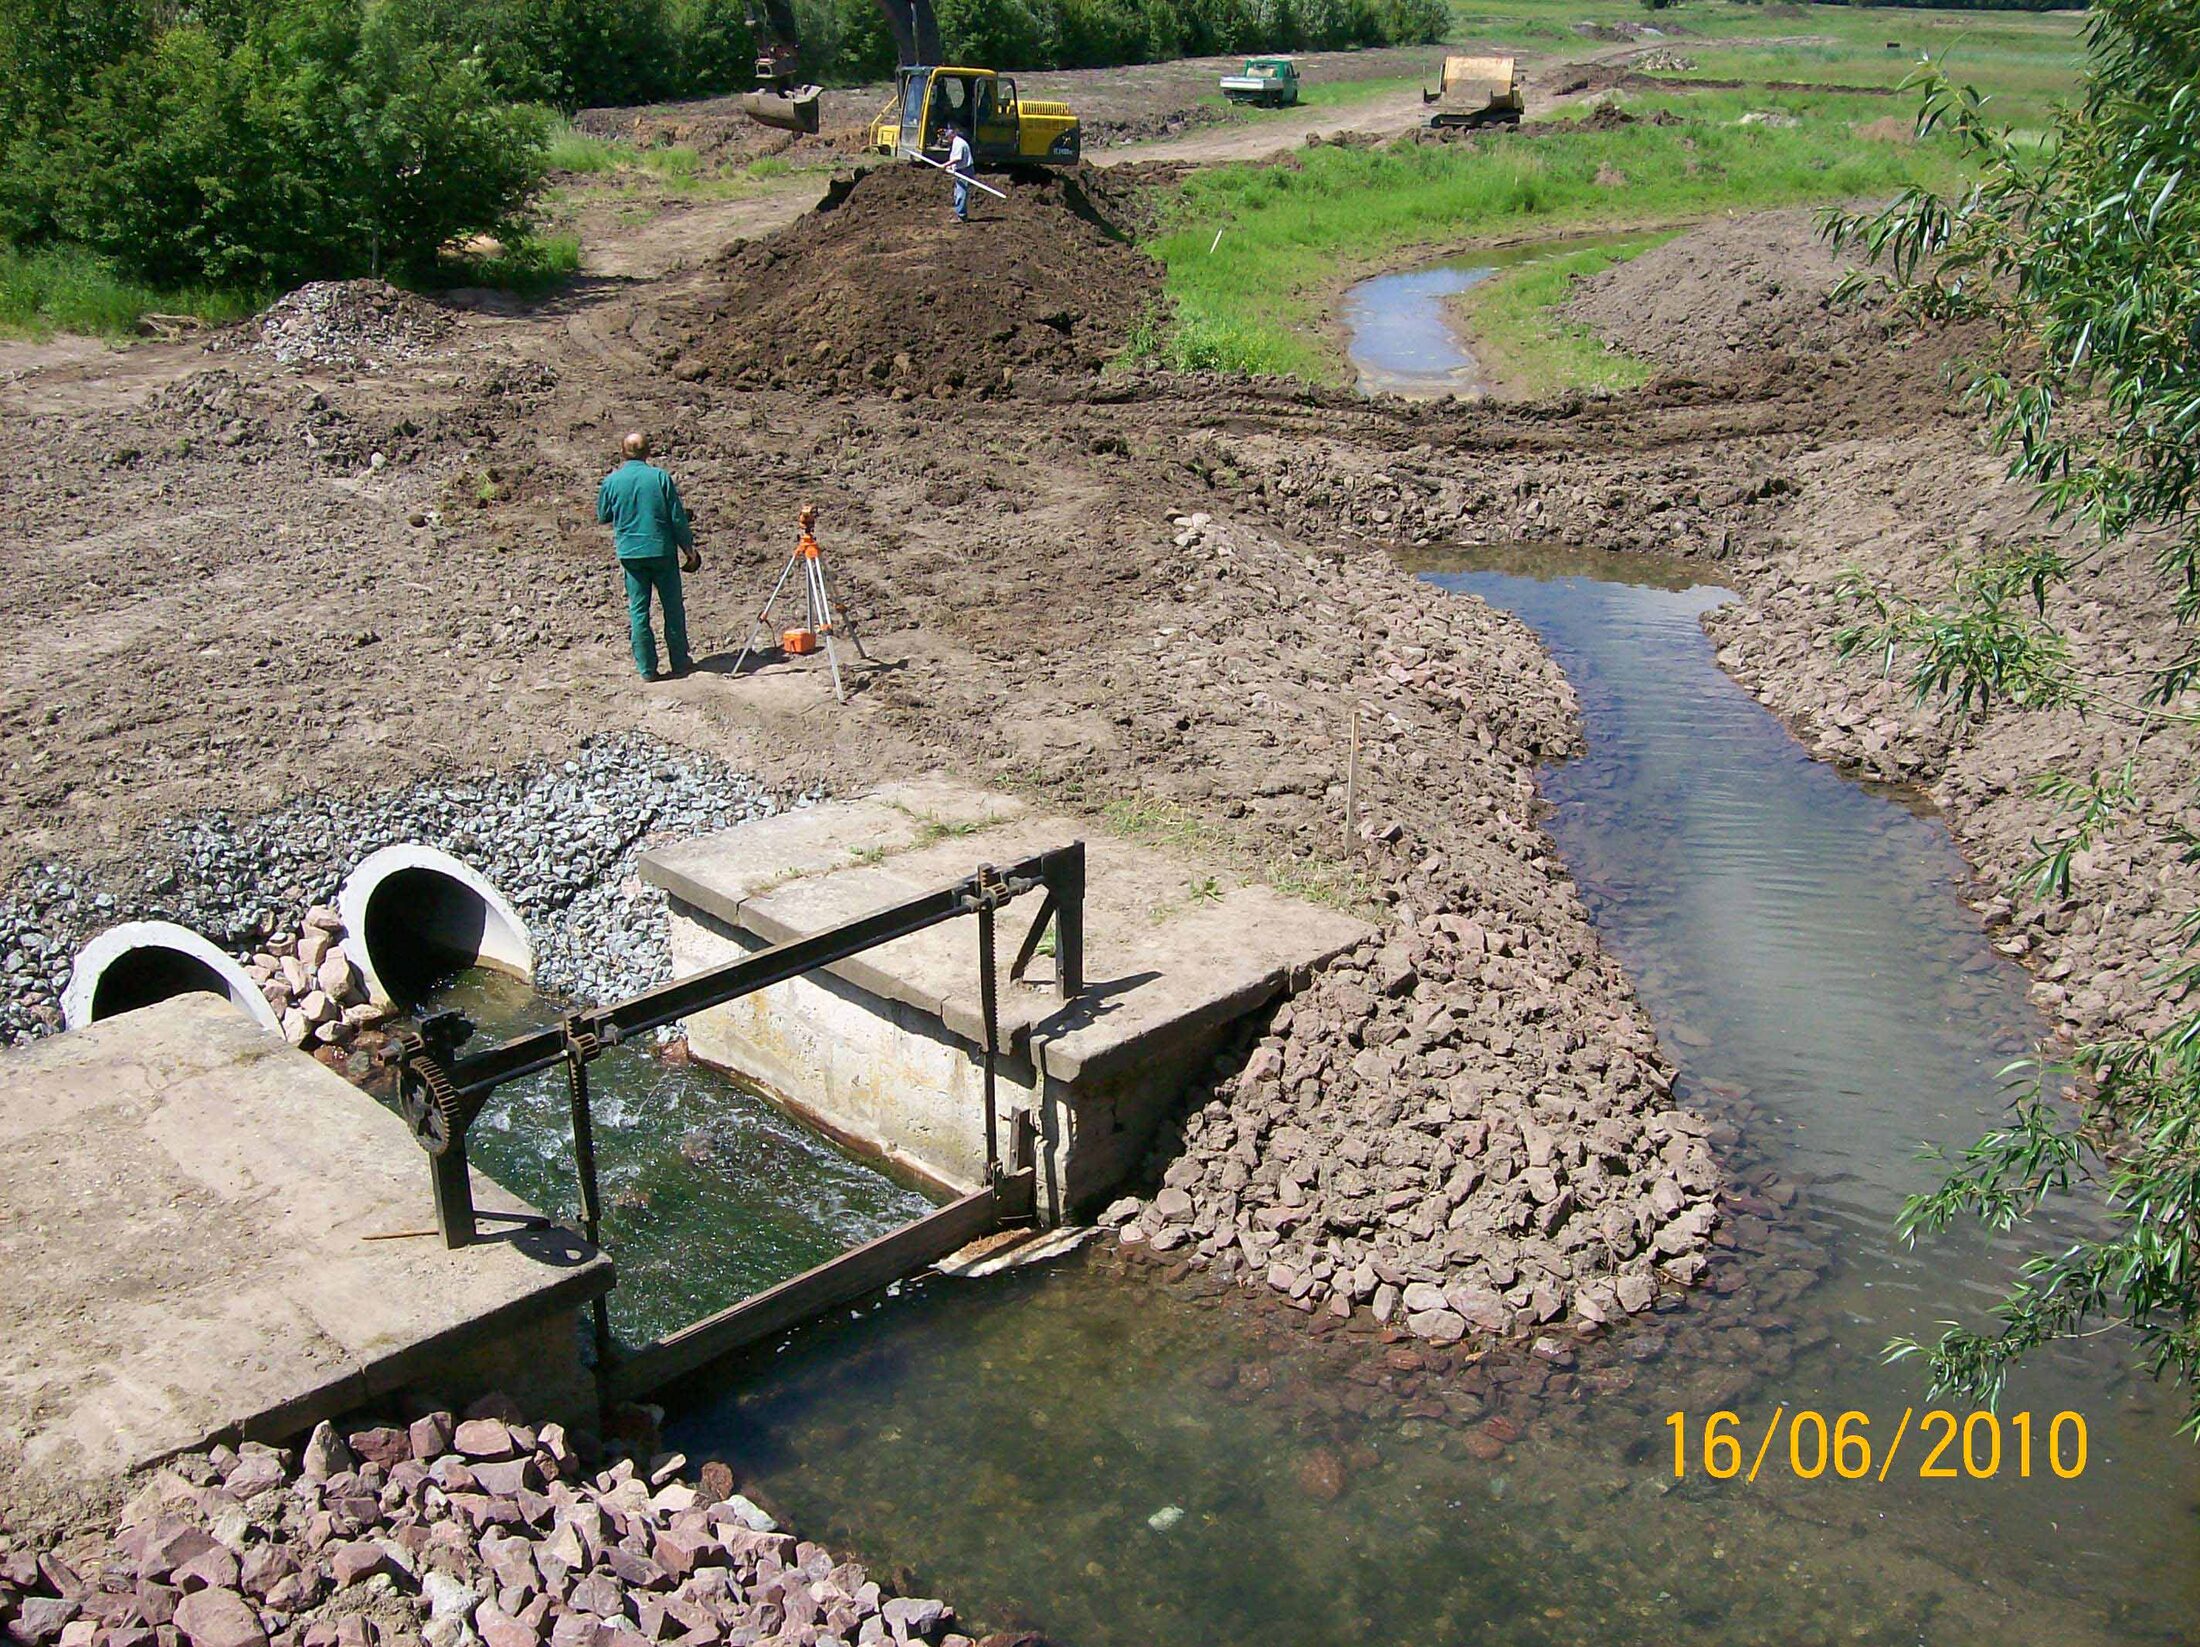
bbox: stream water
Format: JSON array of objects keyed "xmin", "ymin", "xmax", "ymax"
[
  {"xmin": 652, "ymin": 545, "xmax": 2200, "ymax": 1645},
  {"xmin": 1343, "ymin": 240, "xmax": 1626, "ymax": 398}
]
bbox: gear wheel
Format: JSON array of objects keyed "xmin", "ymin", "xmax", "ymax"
[{"xmin": 392, "ymin": 1027, "xmax": 462, "ymax": 1157}]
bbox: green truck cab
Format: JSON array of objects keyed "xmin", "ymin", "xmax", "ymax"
[{"xmin": 1219, "ymin": 57, "xmax": 1301, "ymax": 108}]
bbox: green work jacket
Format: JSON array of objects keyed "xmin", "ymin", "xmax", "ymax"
[{"xmin": 596, "ymin": 459, "xmax": 694, "ymax": 562}]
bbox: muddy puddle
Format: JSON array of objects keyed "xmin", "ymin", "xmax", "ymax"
[
  {"xmin": 1343, "ymin": 239, "xmax": 1627, "ymax": 398},
  {"xmin": 654, "ymin": 544, "xmax": 2200, "ymax": 1645},
  {"xmin": 415, "ymin": 968, "xmax": 937, "ymax": 1347}
]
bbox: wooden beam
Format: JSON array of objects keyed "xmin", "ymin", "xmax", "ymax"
[{"xmin": 605, "ymin": 1170, "xmax": 1035, "ymax": 1401}]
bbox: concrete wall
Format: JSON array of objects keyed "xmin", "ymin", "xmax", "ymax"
[
  {"xmin": 379, "ymin": 1309, "xmax": 601, "ymax": 1438},
  {"xmin": 668, "ymin": 898, "xmax": 1242, "ymax": 1223}
]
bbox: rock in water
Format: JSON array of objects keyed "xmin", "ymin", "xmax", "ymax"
[{"xmin": 1296, "ymin": 1448, "xmax": 1347, "ymax": 1502}]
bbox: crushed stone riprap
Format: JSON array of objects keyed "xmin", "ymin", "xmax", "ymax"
[
  {"xmin": 0, "ymin": 1403, "xmax": 968, "ymax": 1647},
  {"xmin": 0, "ymin": 735, "xmax": 795, "ymax": 1046},
  {"xmin": 212, "ymin": 281, "xmax": 457, "ymax": 372},
  {"xmin": 1091, "ymin": 512, "xmax": 1722, "ymax": 1343},
  {"xmin": 244, "ymin": 902, "xmax": 386, "ymax": 1050}
]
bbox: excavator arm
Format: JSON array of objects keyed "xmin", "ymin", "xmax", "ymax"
[{"xmin": 742, "ymin": 0, "xmax": 942, "ymax": 133}]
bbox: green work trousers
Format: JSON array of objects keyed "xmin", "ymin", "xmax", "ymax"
[{"xmin": 620, "ymin": 555, "xmax": 690, "ymax": 678}]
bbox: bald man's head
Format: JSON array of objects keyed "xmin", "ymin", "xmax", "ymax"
[{"xmin": 622, "ymin": 431, "xmax": 651, "ymax": 460}]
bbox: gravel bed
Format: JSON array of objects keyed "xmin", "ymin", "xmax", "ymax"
[{"xmin": 0, "ymin": 735, "xmax": 802, "ymax": 1046}]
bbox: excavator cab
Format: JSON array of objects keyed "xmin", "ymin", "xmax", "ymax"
[
  {"xmin": 874, "ymin": 66, "xmax": 1080, "ymax": 168},
  {"xmin": 740, "ymin": 0, "xmax": 1081, "ymax": 160}
]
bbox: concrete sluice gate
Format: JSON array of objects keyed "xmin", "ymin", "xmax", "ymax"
[
  {"xmin": 10, "ymin": 784, "xmax": 1381, "ymax": 1477},
  {"xmin": 340, "ymin": 843, "xmax": 533, "ymax": 1006},
  {"xmin": 62, "ymin": 919, "xmax": 283, "ymax": 1034}
]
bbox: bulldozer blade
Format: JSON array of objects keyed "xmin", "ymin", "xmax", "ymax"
[{"xmin": 741, "ymin": 86, "xmax": 821, "ymax": 135}]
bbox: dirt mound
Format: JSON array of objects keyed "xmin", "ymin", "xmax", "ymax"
[
  {"xmin": 692, "ymin": 163, "xmax": 1161, "ymax": 398},
  {"xmin": 1853, "ymin": 113, "xmax": 1916, "ymax": 144},
  {"xmin": 213, "ymin": 279, "xmax": 454, "ymax": 370},
  {"xmin": 1571, "ymin": 19, "xmax": 1684, "ymax": 41},
  {"xmin": 1564, "ymin": 209, "xmax": 1877, "ymax": 378},
  {"xmin": 1573, "ymin": 102, "xmax": 1641, "ymax": 132},
  {"xmin": 1085, "ymin": 102, "xmax": 1232, "ymax": 149}
]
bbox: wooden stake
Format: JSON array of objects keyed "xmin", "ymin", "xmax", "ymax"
[{"xmin": 1345, "ymin": 706, "xmax": 1360, "ymax": 859}]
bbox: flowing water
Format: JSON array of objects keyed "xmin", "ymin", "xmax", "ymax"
[
  {"xmin": 1343, "ymin": 240, "xmax": 1628, "ymax": 398},
  {"xmin": 418, "ymin": 968, "xmax": 936, "ymax": 1347},
  {"xmin": 657, "ymin": 545, "xmax": 2200, "ymax": 1646}
]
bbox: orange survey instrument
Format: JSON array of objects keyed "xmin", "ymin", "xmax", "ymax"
[{"xmin": 732, "ymin": 504, "xmax": 867, "ymax": 700}]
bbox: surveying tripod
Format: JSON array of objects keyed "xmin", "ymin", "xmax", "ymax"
[{"xmin": 731, "ymin": 503, "xmax": 868, "ymax": 701}]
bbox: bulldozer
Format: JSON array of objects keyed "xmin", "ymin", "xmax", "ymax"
[
  {"xmin": 1423, "ymin": 55, "xmax": 1524, "ymax": 130},
  {"xmin": 741, "ymin": 0, "xmax": 1081, "ymax": 168}
]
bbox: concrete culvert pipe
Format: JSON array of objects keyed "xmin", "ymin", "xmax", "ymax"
[
  {"xmin": 338, "ymin": 845, "xmax": 532, "ymax": 1009},
  {"xmin": 63, "ymin": 921, "xmax": 284, "ymax": 1035}
]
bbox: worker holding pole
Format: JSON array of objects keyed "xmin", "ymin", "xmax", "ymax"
[
  {"xmin": 945, "ymin": 124, "xmax": 976, "ymax": 223},
  {"xmin": 595, "ymin": 431, "xmax": 701, "ymax": 681}
]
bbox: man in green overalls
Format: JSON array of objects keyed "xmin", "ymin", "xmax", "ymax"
[{"xmin": 595, "ymin": 431, "xmax": 701, "ymax": 680}]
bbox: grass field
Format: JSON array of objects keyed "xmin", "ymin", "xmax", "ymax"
[
  {"xmin": 1137, "ymin": 1, "xmax": 2085, "ymax": 383},
  {"xmin": 0, "ymin": 244, "xmax": 261, "ymax": 340},
  {"xmin": 1449, "ymin": 0, "xmax": 2081, "ymax": 57},
  {"xmin": 1142, "ymin": 87, "xmax": 1971, "ymax": 377}
]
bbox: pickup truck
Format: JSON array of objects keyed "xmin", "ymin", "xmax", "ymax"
[{"xmin": 1219, "ymin": 57, "xmax": 1301, "ymax": 108}]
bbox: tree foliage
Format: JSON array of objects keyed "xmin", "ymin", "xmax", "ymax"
[
  {"xmin": 0, "ymin": 0, "xmax": 1449, "ymax": 295},
  {"xmin": 1824, "ymin": 0, "xmax": 2200, "ymax": 1432},
  {"xmin": 375, "ymin": 0, "xmax": 1448, "ymax": 105},
  {"xmin": 1, "ymin": 0, "xmax": 545, "ymax": 288}
]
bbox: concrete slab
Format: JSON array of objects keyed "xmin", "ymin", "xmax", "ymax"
[
  {"xmin": 0, "ymin": 995, "xmax": 612, "ymax": 1489},
  {"xmin": 643, "ymin": 780, "xmax": 1372, "ymax": 1215},
  {"xmin": 647, "ymin": 800, "xmax": 1366, "ymax": 1086}
]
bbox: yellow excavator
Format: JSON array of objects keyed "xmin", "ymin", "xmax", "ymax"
[{"xmin": 742, "ymin": 0, "xmax": 1080, "ymax": 168}]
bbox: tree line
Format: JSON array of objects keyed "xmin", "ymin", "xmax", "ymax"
[{"xmin": 0, "ymin": 0, "xmax": 1446, "ymax": 294}]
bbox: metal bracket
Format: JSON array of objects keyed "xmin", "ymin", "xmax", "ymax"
[
  {"xmin": 561, "ymin": 1017, "xmax": 614, "ymax": 1372},
  {"xmin": 1006, "ymin": 889, "xmax": 1054, "ymax": 981}
]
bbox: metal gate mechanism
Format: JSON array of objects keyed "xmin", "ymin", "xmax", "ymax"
[{"xmin": 384, "ymin": 842, "xmax": 1086, "ymax": 1253}]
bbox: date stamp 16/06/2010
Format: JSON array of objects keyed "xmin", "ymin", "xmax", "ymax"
[{"xmin": 1664, "ymin": 1408, "xmax": 2090, "ymax": 1483}]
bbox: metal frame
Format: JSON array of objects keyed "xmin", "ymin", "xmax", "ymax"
[
  {"xmin": 385, "ymin": 840, "xmax": 1084, "ymax": 1390},
  {"xmin": 386, "ymin": 841, "xmax": 1085, "ymax": 1252}
]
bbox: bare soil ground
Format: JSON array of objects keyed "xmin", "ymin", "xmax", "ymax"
[
  {"xmin": 694, "ymin": 165, "xmax": 1160, "ymax": 395},
  {"xmin": 5, "ymin": 98, "xmax": 2167, "ymax": 1065}
]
